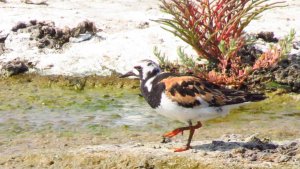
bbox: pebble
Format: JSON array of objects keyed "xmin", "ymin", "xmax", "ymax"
[
  {"xmin": 232, "ymin": 147, "xmax": 246, "ymax": 154},
  {"xmin": 153, "ymin": 145, "xmax": 161, "ymax": 149},
  {"xmin": 136, "ymin": 22, "xmax": 150, "ymax": 29},
  {"xmin": 275, "ymin": 155, "xmax": 292, "ymax": 163},
  {"xmin": 250, "ymin": 154, "xmax": 258, "ymax": 161},
  {"xmin": 47, "ymin": 160, "xmax": 54, "ymax": 165},
  {"xmin": 134, "ymin": 143, "xmax": 144, "ymax": 147},
  {"xmin": 69, "ymin": 33, "xmax": 93, "ymax": 43}
]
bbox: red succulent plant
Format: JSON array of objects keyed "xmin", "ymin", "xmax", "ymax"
[{"xmin": 158, "ymin": 0, "xmax": 285, "ymax": 87}]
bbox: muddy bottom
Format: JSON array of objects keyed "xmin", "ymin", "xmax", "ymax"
[{"xmin": 0, "ymin": 74, "xmax": 300, "ymax": 168}]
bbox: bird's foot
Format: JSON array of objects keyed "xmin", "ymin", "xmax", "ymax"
[
  {"xmin": 174, "ymin": 145, "xmax": 191, "ymax": 152},
  {"xmin": 163, "ymin": 128, "xmax": 183, "ymax": 138}
]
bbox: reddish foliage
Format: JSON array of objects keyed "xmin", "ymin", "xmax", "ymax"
[
  {"xmin": 200, "ymin": 67, "xmax": 250, "ymax": 88},
  {"xmin": 253, "ymin": 47, "xmax": 281, "ymax": 70},
  {"xmin": 159, "ymin": 0, "xmax": 284, "ymax": 87}
]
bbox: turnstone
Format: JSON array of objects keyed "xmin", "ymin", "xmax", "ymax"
[{"xmin": 120, "ymin": 60, "xmax": 265, "ymax": 152}]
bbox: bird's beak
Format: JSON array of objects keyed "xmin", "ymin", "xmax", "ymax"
[{"xmin": 119, "ymin": 71, "xmax": 138, "ymax": 78}]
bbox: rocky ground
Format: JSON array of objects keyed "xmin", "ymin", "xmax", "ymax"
[
  {"xmin": 75, "ymin": 135, "xmax": 300, "ymax": 169},
  {"xmin": 1, "ymin": 134, "xmax": 300, "ymax": 169},
  {"xmin": 246, "ymin": 50, "xmax": 300, "ymax": 92}
]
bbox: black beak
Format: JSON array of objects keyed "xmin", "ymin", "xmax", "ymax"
[{"xmin": 119, "ymin": 71, "xmax": 138, "ymax": 78}]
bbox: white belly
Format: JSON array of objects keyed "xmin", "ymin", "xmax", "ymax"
[{"xmin": 155, "ymin": 93, "xmax": 238, "ymax": 123}]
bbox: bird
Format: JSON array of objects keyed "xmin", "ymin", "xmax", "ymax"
[{"xmin": 120, "ymin": 59, "xmax": 266, "ymax": 152}]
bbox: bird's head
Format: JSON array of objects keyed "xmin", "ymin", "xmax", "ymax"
[{"xmin": 120, "ymin": 60, "xmax": 161, "ymax": 80}]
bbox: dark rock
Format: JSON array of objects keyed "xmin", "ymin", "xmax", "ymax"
[
  {"xmin": 0, "ymin": 59, "xmax": 31, "ymax": 76},
  {"xmin": 212, "ymin": 140, "xmax": 225, "ymax": 146},
  {"xmin": 0, "ymin": 32, "xmax": 7, "ymax": 55},
  {"xmin": 277, "ymin": 59, "xmax": 290, "ymax": 68},
  {"xmin": 37, "ymin": 39, "xmax": 50, "ymax": 48},
  {"xmin": 273, "ymin": 55, "xmax": 300, "ymax": 91},
  {"xmin": 47, "ymin": 160, "xmax": 54, "ymax": 165},
  {"xmin": 256, "ymin": 31, "xmax": 279, "ymax": 43},
  {"xmin": 247, "ymin": 53, "xmax": 300, "ymax": 92},
  {"xmin": 41, "ymin": 26, "xmax": 56, "ymax": 37},
  {"xmin": 0, "ymin": 43, "xmax": 5, "ymax": 55},
  {"xmin": 9, "ymin": 20, "xmax": 100, "ymax": 50},
  {"xmin": 71, "ymin": 20, "xmax": 97, "ymax": 37},
  {"xmin": 289, "ymin": 142, "xmax": 298, "ymax": 147},
  {"xmin": 293, "ymin": 41, "xmax": 300, "ymax": 50},
  {"xmin": 55, "ymin": 28, "xmax": 63, "ymax": 39},
  {"xmin": 71, "ymin": 27, "xmax": 81, "ymax": 37},
  {"xmin": 242, "ymin": 34, "xmax": 300, "ymax": 92},
  {"xmin": 243, "ymin": 137, "xmax": 278, "ymax": 151},
  {"xmin": 0, "ymin": 33, "xmax": 8, "ymax": 43},
  {"xmin": 11, "ymin": 22, "xmax": 27, "ymax": 32},
  {"xmin": 85, "ymin": 20, "xmax": 97, "ymax": 34},
  {"xmin": 29, "ymin": 20, "xmax": 37, "ymax": 26},
  {"xmin": 137, "ymin": 22, "xmax": 150, "ymax": 29},
  {"xmin": 238, "ymin": 45, "xmax": 263, "ymax": 65}
]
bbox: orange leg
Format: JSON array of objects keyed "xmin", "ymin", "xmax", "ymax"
[
  {"xmin": 163, "ymin": 121, "xmax": 202, "ymax": 152},
  {"xmin": 163, "ymin": 126, "xmax": 190, "ymax": 138}
]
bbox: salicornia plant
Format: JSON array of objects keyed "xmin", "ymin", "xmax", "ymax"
[{"xmin": 157, "ymin": 0, "xmax": 285, "ymax": 87}]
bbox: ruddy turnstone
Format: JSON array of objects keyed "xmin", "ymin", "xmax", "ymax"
[{"xmin": 120, "ymin": 59, "xmax": 265, "ymax": 152}]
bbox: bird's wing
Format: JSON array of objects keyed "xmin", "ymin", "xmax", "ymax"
[{"xmin": 160, "ymin": 76, "xmax": 228, "ymax": 107}]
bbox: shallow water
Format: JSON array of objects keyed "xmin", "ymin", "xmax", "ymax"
[
  {"xmin": 0, "ymin": 83, "xmax": 152, "ymax": 135},
  {"xmin": 0, "ymin": 76, "xmax": 300, "ymax": 143}
]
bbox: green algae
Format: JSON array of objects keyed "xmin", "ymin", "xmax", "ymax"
[
  {"xmin": 0, "ymin": 74, "xmax": 300, "ymax": 151},
  {"xmin": 110, "ymin": 113, "xmax": 122, "ymax": 119},
  {"xmin": 203, "ymin": 93, "xmax": 300, "ymax": 140},
  {"xmin": 0, "ymin": 74, "xmax": 141, "ymax": 139},
  {"xmin": 265, "ymin": 81, "xmax": 291, "ymax": 90}
]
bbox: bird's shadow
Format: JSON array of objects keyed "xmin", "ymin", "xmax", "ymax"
[{"xmin": 192, "ymin": 139, "xmax": 278, "ymax": 152}]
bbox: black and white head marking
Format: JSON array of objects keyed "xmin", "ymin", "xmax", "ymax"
[
  {"xmin": 134, "ymin": 60, "xmax": 161, "ymax": 81},
  {"xmin": 120, "ymin": 60, "xmax": 166, "ymax": 108},
  {"xmin": 120, "ymin": 60, "xmax": 162, "ymax": 93},
  {"xmin": 134, "ymin": 60, "xmax": 161, "ymax": 93}
]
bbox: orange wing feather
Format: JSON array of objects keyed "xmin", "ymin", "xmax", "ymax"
[{"xmin": 161, "ymin": 76, "xmax": 227, "ymax": 107}]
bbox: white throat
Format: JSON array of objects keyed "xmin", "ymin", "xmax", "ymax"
[{"xmin": 144, "ymin": 76, "xmax": 155, "ymax": 92}]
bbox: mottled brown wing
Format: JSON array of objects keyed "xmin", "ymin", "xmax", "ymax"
[{"xmin": 160, "ymin": 76, "xmax": 228, "ymax": 107}]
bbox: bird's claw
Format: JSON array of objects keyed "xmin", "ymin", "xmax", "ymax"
[
  {"xmin": 174, "ymin": 145, "xmax": 191, "ymax": 152},
  {"xmin": 161, "ymin": 137, "xmax": 171, "ymax": 143}
]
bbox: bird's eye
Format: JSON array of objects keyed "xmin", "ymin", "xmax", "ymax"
[
  {"xmin": 134, "ymin": 66, "xmax": 142, "ymax": 70},
  {"xmin": 147, "ymin": 62, "xmax": 152, "ymax": 66}
]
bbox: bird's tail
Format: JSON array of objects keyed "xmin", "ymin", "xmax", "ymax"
[{"xmin": 222, "ymin": 90, "xmax": 266, "ymax": 105}]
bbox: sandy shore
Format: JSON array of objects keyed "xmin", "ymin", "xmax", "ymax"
[{"xmin": 1, "ymin": 133, "xmax": 299, "ymax": 169}]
